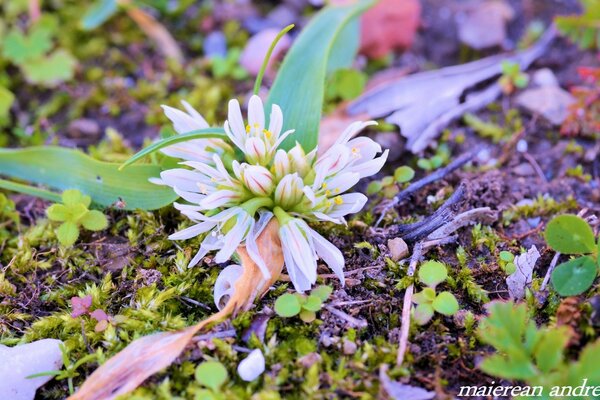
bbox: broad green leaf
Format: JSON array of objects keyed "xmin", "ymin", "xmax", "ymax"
[
  {"xmin": 82, "ymin": 0, "xmax": 119, "ymax": 30},
  {"xmin": 266, "ymin": 0, "xmax": 374, "ymax": 152},
  {"xmin": 57, "ymin": 221, "xmax": 79, "ymax": 246},
  {"xmin": 274, "ymin": 293, "xmax": 301, "ymax": 317},
  {"xmin": 311, "ymin": 285, "xmax": 333, "ymax": 302},
  {"xmin": 326, "ymin": 16, "xmax": 360, "ymax": 74},
  {"xmin": 414, "ymin": 303, "xmax": 434, "ymax": 325},
  {"xmin": 545, "ymin": 214, "xmax": 596, "ymax": 254},
  {"xmin": 394, "ymin": 166, "xmax": 415, "ymax": 184},
  {"xmin": 302, "ymin": 295, "xmax": 323, "ymax": 312},
  {"xmin": 432, "ymin": 291, "xmax": 459, "ymax": 316},
  {"xmin": 46, "ymin": 204, "xmax": 68, "ymax": 222},
  {"xmin": 551, "ymin": 256, "xmax": 597, "ymax": 296},
  {"xmin": 418, "ymin": 261, "xmax": 448, "ymax": 288},
  {"xmin": 120, "ymin": 128, "xmax": 228, "ymax": 169},
  {"xmin": 195, "ymin": 361, "xmax": 228, "ymax": 391},
  {"xmin": 413, "ymin": 287, "xmax": 436, "ymax": 304},
  {"xmin": 68, "ymin": 203, "xmax": 90, "ymax": 222},
  {"xmin": 0, "ymin": 178, "xmax": 61, "ymax": 203},
  {"xmin": 326, "ymin": 68, "xmax": 367, "ymax": 101},
  {"xmin": 0, "ymin": 86, "xmax": 15, "ymax": 119},
  {"xmin": 22, "ymin": 50, "xmax": 77, "ymax": 86},
  {"xmin": 0, "ymin": 146, "xmax": 177, "ymax": 210},
  {"xmin": 81, "ymin": 210, "xmax": 108, "ymax": 231}
]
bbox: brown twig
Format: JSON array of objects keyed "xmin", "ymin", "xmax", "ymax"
[
  {"xmin": 324, "ymin": 305, "xmax": 368, "ymax": 329},
  {"xmin": 397, "ymin": 241, "xmax": 423, "ymax": 365}
]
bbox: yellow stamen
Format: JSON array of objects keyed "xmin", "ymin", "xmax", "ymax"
[
  {"xmin": 245, "ymin": 125, "xmax": 251, "ymax": 133},
  {"xmin": 322, "ymin": 182, "xmax": 328, "ymax": 189},
  {"xmin": 325, "ymin": 190, "xmax": 332, "ymax": 196},
  {"xmin": 263, "ymin": 129, "xmax": 272, "ymax": 139},
  {"xmin": 334, "ymin": 196, "xmax": 343, "ymax": 205}
]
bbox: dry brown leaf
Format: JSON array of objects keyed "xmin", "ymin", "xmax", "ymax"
[
  {"xmin": 69, "ymin": 220, "xmax": 283, "ymax": 400},
  {"xmin": 125, "ymin": 7, "xmax": 184, "ymax": 64}
]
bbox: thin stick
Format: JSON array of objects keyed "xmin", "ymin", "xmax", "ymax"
[
  {"xmin": 397, "ymin": 241, "xmax": 423, "ymax": 365},
  {"xmin": 540, "ymin": 252, "xmax": 560, "ymax": 292},
  {"xmin": 324, "ymin": 305, "xmax": 368, "ymax": 329},
  {"xmin": 253, "ymin": 24, "xmax": 294, "ymax": 95}
]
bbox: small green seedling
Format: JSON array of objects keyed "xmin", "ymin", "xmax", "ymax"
[
  {"xmin": 274, "ymin": 285, "xmax": 333, "ymax": 322},
  {"xmin": 195, "ymin": 361, "xmax": 228, "ymax": 391},
  {"xmin": 555, "ymin": 0, "xmax": 600, "ymax": 50},
  {"xmin": 545, "ymin": 214, "xmax": 600, "ymax": 296},
  {"xmin": 46, "ymin": 189, "xmax": 108, "ymax": 246},
  {"xmin": 417, "ymin": 143, "xmax": 450, "ymax": 171},
  {"xmin": 326, "ymin": 68, "xmax": 367, "ymax": 101},
  {"xmin": 498, "ymin": 61, "xmax": 529, "ymax": 94},
  {"xmin": 367, "ymin": 165, "xmax": 415, "ymax": 198},
  {"xmin": 498, "ymin": 251, "xmax": 516, "ymax": 274},
  {"xmin": 211, "ymin": 48, "xmax": 248, "ymax": 80},
  {"xmin": 413, "ymin": 261, "xmax": 459, "ymax": 325}
]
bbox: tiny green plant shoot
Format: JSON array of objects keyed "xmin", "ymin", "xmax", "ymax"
[
  {"xmin": 367, "ymin": 165, "xmax": 415, "ymax": 198},
  {"xmin": 412, "ymin": 261, "xmax": 459, "ymax": 325},
  {"xmin": 498, "ymin": 250, "xmax": 516, "ymax": 274},
  {"xmin": 274, "ymin": 285, "xmax": 333, "ymax": 323},
  {"xmin": 545, "ymin": 214, "xmax": 600, "ymax": 296},
  {"xmin": 498, "ymin": 60, "xmax": 529, "ymax": 94},
  {"xmin": 478, "ymin": 301, "xmax": 600, "ymax": 396},
  {"xmin": 555, "ymin": 0, "xmax": 600, "ymax": 50},
  {"xmin": 46, "ymin": 189, "xmax": 108, "ymax": 246}
]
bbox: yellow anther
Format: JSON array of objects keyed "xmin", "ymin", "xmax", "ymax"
[
  {"xmin": 245, "ymin": 125, "xmax": 251, "ymax": 133},
  {"xmin": 325, "ymin": 190, "xmax": 332, "ymax": 196},
  {"xmin": 334, "ymin": 188, "xmax": 340, "ymax": 194},
  {"xmin": 334, "ymin": 196, "xmax": 343, "ymax": 205},
  {"xmin": 263, "ymin": 129, "xmax": 272, "ymax": 139},
  {"xmin": 322, "ymin": 182, "xmax": 328, "ymax": 189}
]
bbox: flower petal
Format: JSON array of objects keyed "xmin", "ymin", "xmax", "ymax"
[{"xmin": 214, "ymin": 264, "xmax": 243, "ymax": 309}]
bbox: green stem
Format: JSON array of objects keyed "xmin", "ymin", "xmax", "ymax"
[
  {"xmin": 253, "ymin": 24, "xmax": 295, "ymax": 95},
  {"xmin": 273, "ymin": 206, "xmax": 292, "ymax": 226},
  {"xmin": 241, "ymin": 197, "xmax": 273, "ymax": 215}
]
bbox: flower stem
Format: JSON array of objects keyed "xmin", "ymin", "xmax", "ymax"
[
  {"xmin": 273, "ymin": 206, "xmax": 292, "ymax": 226},
  {"xmin": 253, "ymin": 24, "xmax": 295, "ymax": 96},
  {"xmin": 241, "ymin": 197, "xmax": 273, "ymax": 215}
]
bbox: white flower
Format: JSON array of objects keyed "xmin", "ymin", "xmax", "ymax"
[
  {"xmin": 237, "ymin": 349, "xmax": 265, "ymax": 382},
  {"xmin": 153, "ymin": 95, "xmax": 388, "ymax": 293}
]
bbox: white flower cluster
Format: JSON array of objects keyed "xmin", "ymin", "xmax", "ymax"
[{"xmin": 153, "ymin": 95, "xmax": 388, "ymax": 293}]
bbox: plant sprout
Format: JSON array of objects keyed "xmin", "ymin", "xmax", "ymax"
[{"xmin": 152, "ymin": 95, "xmax": 388, "ymax": 292}]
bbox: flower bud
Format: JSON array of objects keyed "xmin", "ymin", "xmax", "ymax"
[
  {"xmin": 273, "ymin": 149, "xmax": 291, "ymax": 180},
  {"xmin": 288, "ymin": 143, "xmax": 311, "ymax": 177},
  {"xmin": 244, "ymin": 137, "xmax": 267, "ymax": 165},
  {"xmin": 243, "ymin": 165, "xmax": 274, "ymax": 196},
  {"xmin": 274, "ymin": 173, "xmax": 304, "ymax": 209}
]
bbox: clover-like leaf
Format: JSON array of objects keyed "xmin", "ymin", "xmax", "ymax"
[
  {"xmin": 499, "ymin": 251, "xmax": 514, "ymax": 262},
  {"xmin": 22, "ymin": 50, "xmax": 77, "ymax": 86},
  {"xmin": 432, "ymin": 291, "xmax": 459, "ymax": 316},
  {"xmin": 57, "ymin": 221, "xmax": 80, "ymax": 247},
  {"xmin": 62, "ymin": 189, "xmax": 86, "ymax": 206},
  {"xmin": 418, "ymin": 261, "xmax": 448, "ymax": 288},
  {"xmin": 195, "ymin": 361, "xmax": 228, "ymax": 391},
  {"xmin": 299, "ymin": 309, "xmax": 316, "ymax": 323},
  {"xmin": 46, "ymin": 204, "xmax": 69, "ymax": 222},
  {"xmin": 2, "ymin": 27, "xmax": 52, "ymax": 64},
  {"xmin": 81, "ymin": 210, "xmax": 108, "ymax": 231},
  {"xmin": 414, "ymin": 303, "xmax": 434, "ymax": 325},
  {"xmin": 551, "ymin": 256, "xmax": 597, "ymax": 296},
  {"xmin": 545, "ymin": 214, "xmax": 596, "ymax": 254},
  {"xmin": 311, "ymin": 285, "xmax": 333, "ymax": 302},
  {"xmin": 394, "ymin": 166, "xmax": 415, "ymax": 184},
  {"xmin": 413, "ymin": 287, "xmax": 436, "ymax": 304},
  {"xmin": 0, "ymin": 86, "xmax": 15, "ymax": 119},
  {"xmin": 274, "ymin": 293, "xmax": 301, "ymax": 317},
  {"xmin": 302, "ymin": 294, "xmax": 323, "ymax": 312}
]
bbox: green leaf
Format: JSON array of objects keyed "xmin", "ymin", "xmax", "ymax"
[
  {"xmin": 57, "ymin": 221, "xmax": 80, "ymax": 246},
  {"xmin": 68, "ymin": 203, "xmax": 90, "ymax": 222},
  {"xmin": 81, "ymin": 210, "xmax": 108, "ymax": 231},
  {"xmin": 545, "ymin": 214, "xmax": 596, "ymax": 254},
  {"xmin": 432, "ymin": 291, "xmax": 459, "ymax": 316},
  {"xmin": 326, "ymin": 16, "xmax": 360, "ymax": 74},
  {"xmin": 413, "ymin": 303, "xmax": 434, "ymax": 325},
  {"xmin": 0, "ymin": 86, "xmax": 15, "ymax": 119},
  {"xmin": 195, "ymin": 361, "xmax": 228, "ymax": 391},
  {"xmin": 302, "ymin": 295, "xmax": 323, "ymax": 312},
  {"xmin": 413, "ymin": 287, "xmax": 436, "ymax": 304},
  {"xmin": 311, "ymin": 285, "xmax": 333, "ymax": 302},
  {"xmin": 480, "ymin": 355, "xmax": 537, "ymax": 380},
  {"xmin": 21, "ymin": 50, "xmax": 77, "ymax": 86},
  {"xmin": 299, "ymin": 309, "xmax": 316, "ymax": 323},
  {"xmin": 2, "ymin": 27, "xmax": 52, "ymax": 64},
  {"xmin": 81, "ymin": 0, "xmax": 119, "ymax": 30},
  {"xmin": 418, "ymin": 260, "xmax": 448, "ymax": 288},
  {"xmin": 551, "ymin": 256, "xmax": 597, "ymax": 296},
  {"xmin": 266, "ymin": 0, "xmax": 374, "ymax": 152},
  {"xmin": 0, "ymin": 178, "xmax": 61, "ymax": 203},
  {"xmin": 0, "ymin": 146, "xmax": 178, "ymax": 210},
  {"xmin": 499, "ymin": 251, "xmax": 514, "ymax": 262},
  {"xmin": 120, "ymin": 128, "xmax": 227, "ymax": 169},
  {"xmin": 394, "ymin": 166, "xmax": 415, "ymax": 184},
  {"xmin": 62, "ymin": 189, "xmax": 86, "ymax": 206},
  {"xmin": 366, "ymin": 180, "xmax": 383, "ymax": 195},
  {"xmin": 274, "ymin": 293, "xmax": 301, "ymax": 317},
  {"xmin": 326, "ymin": 68, "xmax": 367, "ymax": 101},
  {"xmin": 533, "ymin": 327, "xmax": 570, "ymax": 373},
  {"xmin": 46, "ymin": 204, "xmax": 68, "ymax": 222}
]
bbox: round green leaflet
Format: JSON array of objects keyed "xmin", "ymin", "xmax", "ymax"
[
  {"xmin": 545, "ymin": 214, "xmax": 596, "ymax": 254},
  {"xmin": 432, "ymin": 292, "xmax": 459, "ymax": 316},
  {"xmin": 551, "ymin": 256, "xmax": 597, "ymax": 296},
  {"xmin": 418, "ymin": 260, "xmax": 448, "ymax": 288},
  {"xmin": 274, "ymin": 293, "xmax": 301, "ymax": 317},
  {"xmin": 195, "ymin": 361, "xmax": 228, "ymax": 391}
]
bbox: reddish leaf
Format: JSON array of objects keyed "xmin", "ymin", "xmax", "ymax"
[
  {"xmin": 70, "ymin": 295, "xmax": 92, "ymax": 318},
  {"xmin": 90, "ymin": 309, "xmax": 109, "ymax": 322}
]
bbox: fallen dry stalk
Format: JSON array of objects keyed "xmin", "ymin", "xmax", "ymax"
[{"xmin": 69, "ymin": 220, "xmax": 283, "ymax": 400}]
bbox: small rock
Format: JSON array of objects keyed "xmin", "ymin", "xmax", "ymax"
[
  {"xmin": 387, "ymin": 237, "xmax": 408, "ymax": 261},
  {"xmin": 67, "ymin": 118, "xmax": 101, "ymax": 139},
  {"xmin": 513, "ymin": 163, "xmax": 535, "ymax": 176},
  {"xmin": 532, "ymin": 68, "xmax": 559, "ymax": 87},
  {"xmin": 342, "ymin": 339, "xmax": 357, "ymax": 355},
  {"xmin": 203, "ymin": 31, "xmax": 227, "ymax": 59},
  {"xmin": 506, "ymin": 245, "xmax": 540, "ymax": 300},
  {"xmin": 516, "ymin": 139, "xmax": 528, "ymax": 153},
  {"xmin": 516, "ymin": 86, "xmax": 576, "ymax": 125},
  {"xmin": 298, "ymin": 352, "xmax": 322, "ymax": 368},
  {"xmin": 0, "ymin": 339, "xmax": 64, "ymax": 400},
  {"xmin": 457, "ymin": 0, "xmax": 514, "ymax": 49},
  {"xmin": 240, "ymin": 29, "xmax": 291, "ymax": 77},
  {"xmin": 237, "ymin": 349, "xmax": 265, "ymax": 382}
]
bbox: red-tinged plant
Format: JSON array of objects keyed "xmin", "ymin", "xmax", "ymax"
[{"xmin": 561, "ymin": 66, "xmax": 600, "ymax": 137}]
